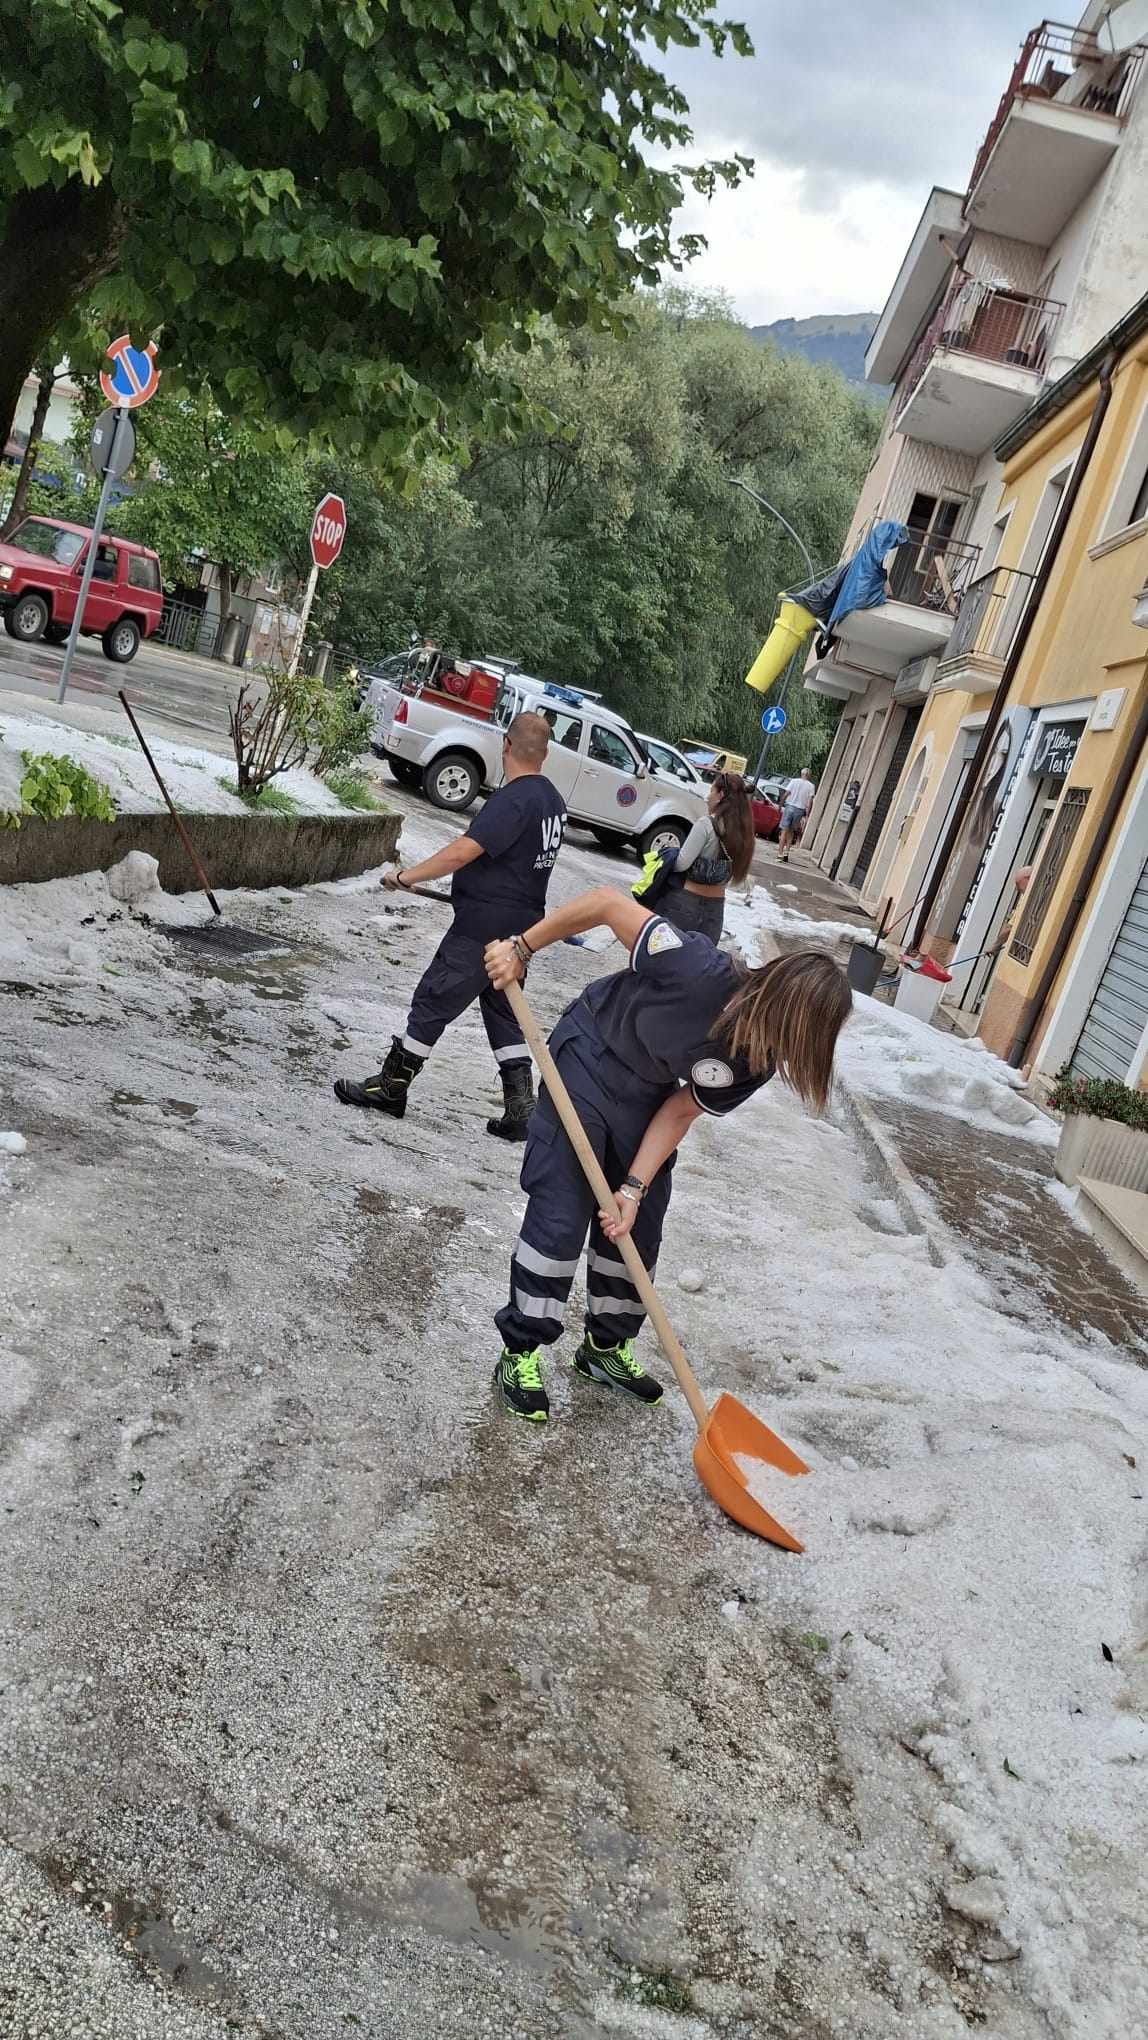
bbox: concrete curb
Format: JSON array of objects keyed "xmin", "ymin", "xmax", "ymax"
[
  {"xmin": 0, "ymin": 809, "xmax": 402, "ymax": 894},
  {"xmin": 838, "ymin": 1079, "xmax": 948, "ymax": 1268}
]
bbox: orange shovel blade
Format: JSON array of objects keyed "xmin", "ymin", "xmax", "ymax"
[{"xmin": 692, "ymin": 1392, "xmax": 810, "ymax": 1553}]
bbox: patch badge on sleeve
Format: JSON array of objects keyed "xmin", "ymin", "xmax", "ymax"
[
  {"xmin": 646, "ymin": 922, "xmax": 683, "ymax": 956},
  {"xmin": 691, "ymin": 1057, "xmax": 733, "ymax": 1089}
]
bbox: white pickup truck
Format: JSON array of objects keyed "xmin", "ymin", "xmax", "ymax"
[{"xmin": 377, "ymin": 671, "xmax": 709, "ymax": 858}]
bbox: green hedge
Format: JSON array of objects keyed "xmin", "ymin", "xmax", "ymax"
[{"xmin": 1048, "ymin": 1066, "xmax": 1148, "ymax": 1132}]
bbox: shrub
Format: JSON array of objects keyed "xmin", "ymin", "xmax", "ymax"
[
  {"xmin": 1047, "ymin": 1065, "xmax": 1148, "ymax": 1133},
  {"xmin": 228, "ymin": 667, "xmax": 370, "ymax": 793},
  {"xmin": 311, "ymin": 683, "xmax": 371, "ymax": 776},
  {"xmin": 216, "ymin": 775, "xmax": 300, "ymax": 816},
  {"xmin": 323, "ymin": 769, "xmax": 382, "ymax": 812},
  {"xmin": 1, "ymin": 752, "xmax": 117, "ymax": 829}
]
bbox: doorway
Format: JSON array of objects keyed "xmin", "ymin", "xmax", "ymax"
[
  {"xmin": 960, "ymin": 785, "xmax": 1060, "ymax": 1014},
  {"xmin": 850, "ymin": 706, "xmax": 923, "ymax": 889}
]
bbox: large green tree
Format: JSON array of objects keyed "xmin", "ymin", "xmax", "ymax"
[
  {"xmin": 0, "ymin": 0, "xmax": 749, "ymax": 466},
  {"xmin": 332, "ymin": 298, "xmax": 876, "ymax": 765}
]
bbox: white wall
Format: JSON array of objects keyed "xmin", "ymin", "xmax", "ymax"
[
  {"xmin": 11, "ymin": 381, "xmax": 80, "ymax": 450},
  {"xmin": 1052, "ymin": 71, "xmax": 1148, "ymax": 371}
]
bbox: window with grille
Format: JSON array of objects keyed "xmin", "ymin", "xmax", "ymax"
[{"xmin": 1009, "ymin": 787, "xmax": 1090, "ymax": 965}]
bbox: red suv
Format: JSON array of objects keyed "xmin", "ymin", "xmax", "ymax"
[{"xmin": 0, "ymin": 516, "xmax": 163, "ymax": 664}]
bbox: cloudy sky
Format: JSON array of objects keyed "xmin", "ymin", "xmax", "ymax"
[{"xmin": 665, "ymin": 0, "xmax": 1040, "ymax": 324}]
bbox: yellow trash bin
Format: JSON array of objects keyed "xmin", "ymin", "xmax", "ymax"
[{"xmin": 743, "ymin": 601, "xmax": 817, "ymax": 694}]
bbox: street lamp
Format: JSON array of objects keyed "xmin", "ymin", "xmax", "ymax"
[
  {"xmin": 728, "ymin": 476, "xmax": 819, "ymax": 585},
  {"xmin": 728, "ymin": 476, "xmax": 821, "ymax": 786}
]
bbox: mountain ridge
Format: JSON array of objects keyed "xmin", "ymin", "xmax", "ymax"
[{"xmin": 750, "ymin": 312, "xmax": 889, "ymax": 403}]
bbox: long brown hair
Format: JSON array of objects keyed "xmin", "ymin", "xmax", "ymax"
[
  {"xmin": 717, "ymin": 951, "xmax": 851, "ymax": 1112},
  {"xmin": 711, "ymin": 771, "xmax": 755, "ymax": 885}
]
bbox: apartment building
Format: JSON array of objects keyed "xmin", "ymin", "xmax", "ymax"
[
  {"xmin": 902, "ymin": 295, "xmax": 1148, "ymax": 1085},
  {"xmin": 803, "ymin": 6, "xmax": 1148, "ymax": 915}
]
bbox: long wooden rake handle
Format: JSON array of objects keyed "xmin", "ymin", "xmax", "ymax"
[{"xmin": 505, "ymin": 978, "xmax": 711, "ymax": 1435}]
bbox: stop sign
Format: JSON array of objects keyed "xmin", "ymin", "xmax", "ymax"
[{"xmin": 309, "ymin": 492, "xmax": 347, "ymax": 570}]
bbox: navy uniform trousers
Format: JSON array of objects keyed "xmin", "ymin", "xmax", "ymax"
[
  {"xmin": 495, "ymin": 1036, "xmax": 674, "ymax": 1355},
  {"xmin": 402, "ymin": 923, "xmax": 529, "ymax": 1068}
]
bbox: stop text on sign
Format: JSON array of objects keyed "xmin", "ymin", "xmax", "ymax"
[{"xmin": 309, "ymin": 491, "xmax": 347, "ymax": 570}]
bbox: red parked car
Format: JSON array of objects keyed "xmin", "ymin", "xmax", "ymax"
[
  {"xmin": 750, "ymin": 786, "xmax": 783, "ymax": 839},
  {"xmin": 0, "ymin": 516, "xmax": 163, "ymax": 664}
]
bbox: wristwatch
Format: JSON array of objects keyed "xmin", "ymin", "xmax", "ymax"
[{"xmin": 618, "ymin": 1173, "xmax": 647, "ymax": 1204}]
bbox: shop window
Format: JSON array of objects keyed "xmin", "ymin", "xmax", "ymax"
[{"xmin": 1009, "ymin": 787, "xmax": 1090, "ymax": 966}]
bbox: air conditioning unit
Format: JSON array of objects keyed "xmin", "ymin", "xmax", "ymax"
[{"xmin": 893, "ymin": 654, "xmax": 938, "ymax": 703}]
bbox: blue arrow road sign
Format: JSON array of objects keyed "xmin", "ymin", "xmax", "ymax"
[{"xmin": 761, "ymin": 704, "xmax": 788, "ymax": 734}]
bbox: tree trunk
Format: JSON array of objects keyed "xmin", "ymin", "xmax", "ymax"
[
  {"xmin": 1, "ymin": 368, "xmax": 57, "ymax": 538},
  {"xmin": 217, "ymin": 562, "xmax": 234, "ymax": 657},
  {"xmin": 0, "ymin": 181, "xmax": 124, "ymax": 458}
]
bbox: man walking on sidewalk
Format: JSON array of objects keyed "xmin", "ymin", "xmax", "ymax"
[
  {"xmin": 334, "ymin": 712, "xmax": 565, "ymax": 1140},
  {"xmin": 778, "ymin": 765, "xmax": 815, "ymax": 863}
]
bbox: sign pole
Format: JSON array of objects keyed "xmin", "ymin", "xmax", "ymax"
[
  {"xmin": 750, "ymin": 651, "xmax": 799, "ymax": 786},
  {"xmin": 57, "ymin": 407, "xmax": 128, "ymax": 705},
  {"xmin": 287, "ymin": 562, "xmax": 319, "ymax": 680}
]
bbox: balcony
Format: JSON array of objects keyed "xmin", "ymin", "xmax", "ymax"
[
  {"xmin": 829, "ymin": 526, "xmax": 981, "ymax": 678},
  {"xmin": 933, "ymin": 565, "xmax": 1034, "ymax": 694},
  {"xmin": 895, "ymin": 279, "xmax": 1063, "ymax": 455},
  {"xmin": 866, "ymin": 187, "xmax": 966, "ymax": 387},
  {"xmin": 966, "ymin": 22, "xmax": 1143, "ymax": 243}
]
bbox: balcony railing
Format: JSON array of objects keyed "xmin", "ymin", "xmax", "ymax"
[
  {"xmin": 897, "ymin": 278, "xmax": 1063, "ymax": 420},
  {"xmin": 941, "ymin": 564, "xmax": 1034, "ymax": 665},
  {"xmin": 885, "ymin": 527, "xmax": 981, "ymax": 614},
  {"xmin": 970, "ymin": 21, "xmax": 1145, "ymax": 194}
]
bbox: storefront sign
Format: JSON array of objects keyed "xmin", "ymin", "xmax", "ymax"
[{"xmin": 1030, "ymin": 719, "xmax": 1083, "ymax": 780}]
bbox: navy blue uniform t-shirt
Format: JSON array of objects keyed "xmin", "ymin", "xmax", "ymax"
[
  {"xmin": 550, "ymin": 913, "xmax": 772, "ymax": 1118},
  {"xmin": 451, "ymin": 773, "xmax": 566, "ymax": 942}
]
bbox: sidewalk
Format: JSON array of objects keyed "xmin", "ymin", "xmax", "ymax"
[{"xmin": 749, "ymin": 845, "xmax": 1147, "ymax": 1364}]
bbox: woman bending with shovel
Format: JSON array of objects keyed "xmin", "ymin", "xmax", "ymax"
[{"xmin": 484, "ymin": 890, "xmax": 850, "ymax": 1424}]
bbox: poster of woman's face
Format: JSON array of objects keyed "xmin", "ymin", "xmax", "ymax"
[
  {"xmin": 969, "ymin": 707, "xmax": 1032, "ymax": 852},
  {"xmin": 932, "ymin": 707, "xmax": 1033, "ymax": 942}
]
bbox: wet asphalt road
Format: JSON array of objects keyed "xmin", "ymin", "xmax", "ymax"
[{"xmin": 0, "ymin": 630, "xmax": 239, "ymax": 744}]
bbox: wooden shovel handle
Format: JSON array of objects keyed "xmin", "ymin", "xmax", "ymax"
[{"xmin": 505, "ymin": 977, "xmax": 711, "ymax": 1435}]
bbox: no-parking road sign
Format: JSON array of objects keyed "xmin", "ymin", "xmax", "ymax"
[{"xmin": 98, "ymin": 334, "xmax": 161, "ymax": 410}]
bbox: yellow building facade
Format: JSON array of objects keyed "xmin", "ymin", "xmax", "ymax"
[{"xmin": 876, "ymin": 308, "xmax": 1148, "ymax": 1087}]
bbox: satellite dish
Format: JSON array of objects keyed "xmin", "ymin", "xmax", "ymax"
[{"xmin": 1097, "ymin": 0, "xmax": 1148, "ymax": 55}]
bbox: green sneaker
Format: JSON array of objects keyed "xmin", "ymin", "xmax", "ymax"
[
  {"xmin": 573, "ymin": 1335, "xmax": 663, "ymax": 1406},
  {"xmin": 494, "ymin": 1348, "xmax": 549, "ymax": 1424}
]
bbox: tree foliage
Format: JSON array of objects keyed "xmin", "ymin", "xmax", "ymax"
[
  {"xmin": 109, "ymin": 390, "xmax": 315, "ymax": 614},
  {"xmin": 312, "ymin": 297, "xmax": 880, "ymax": 769},
  {"xmin": 0, "ymin": 0, "xmax": 750, "ymax": 466}
]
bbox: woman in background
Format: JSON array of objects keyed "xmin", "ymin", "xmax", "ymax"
[{"xmin": 645, "ymin": 771, "xmax": 755, "ymax": 944}]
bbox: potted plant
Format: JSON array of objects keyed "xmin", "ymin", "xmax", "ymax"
[{"xmin": 1048, "ymin": 1066, "xmax": 1148, "ymax": 1192}]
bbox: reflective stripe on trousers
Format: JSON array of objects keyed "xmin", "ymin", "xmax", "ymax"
[{"xmin": 495, "ymin": 1047, "xmax": 672, "ymax": 1354}]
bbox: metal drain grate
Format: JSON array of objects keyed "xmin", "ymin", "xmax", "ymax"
[{"xmin": 163, "ymin": 923, "xmax": 300, "ymax": 960}]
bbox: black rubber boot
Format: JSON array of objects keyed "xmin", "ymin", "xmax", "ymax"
[
  {"xmin": 486, "ymin": 1059, "xmax": 535, "ymax": 1142},
  {"xmin": 334, "ymin": 1037, "xmax": 424, "ymax": 1117}
]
